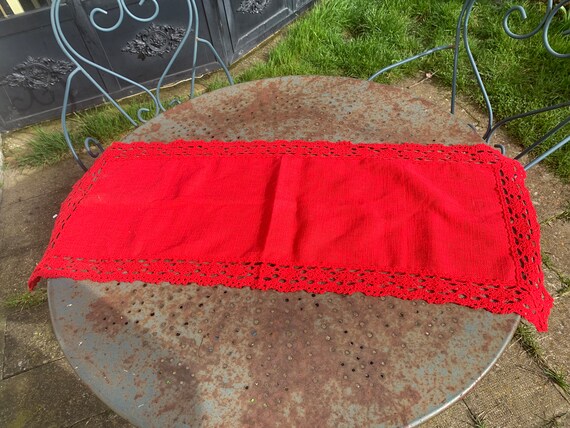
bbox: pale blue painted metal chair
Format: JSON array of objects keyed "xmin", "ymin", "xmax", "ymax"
[
  {"xmin": 50, "ymin": 0, "xmax": 233, "ymax": 170},
  {"xmin": 53, "ymin": 0, "xmax": 569, "ymax": 172},
  {"xmin": 369, "ymin": 0, "xmax": 569, "ymax": 170}
]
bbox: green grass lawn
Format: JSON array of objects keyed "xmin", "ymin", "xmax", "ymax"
[
  {"xmin": 17, "ymin": 0, "xmax": 570, "ymax": 179},
  {"xmin": 218, "ymin": 0, "xmax": 570, "ymax": 178},
  {"xmin": 14, "ymin": 98, "xmax": 160, "ymax": 167}
]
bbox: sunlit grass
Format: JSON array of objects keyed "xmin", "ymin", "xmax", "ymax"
[
  {"xmin": 16, "ymin": 98, "xmax": 169, "ymax": 168},
  {"xmin": 215, "ymin": 0, "xmax": 570, "ymax": 179},
  {"xmin": 515, "ymin": 322, "xmax": 570, "ymax": 395},
  {"xmin": 4, "ymin": 289, "xmax": 48, "ymax": 309}
]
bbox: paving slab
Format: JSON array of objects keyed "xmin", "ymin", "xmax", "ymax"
[
  {"xmin": 0, "ymin": 309, "xmax": 5, "ymax": 384},
  {"xmin": 69, "ymin": 410, "xmax": 133, "ymax": 428},
  {"xmin": 3, "ymin": 303, "xmax": 63, "ymax": 379},
  {"xmin": 462, "ymin": 344, "xmax": 570, "ymax": 427},
  {"xmin": 421, "ymin": 400, "xmax": 474, "ymax": 428},
  {"xmin": 0, "ymin": 162, "xmax": 82, "ymax": 303},
  {"xmin": 0, "ymin": 358, "xmax": 111, "ymax": 428},
  {"xmin": 540, "ymin": 295, "xmax": 570, "ymax": 377},
  {"xmin": 0, "ymin": 165, "xmax": 82, "ymax": 256}
]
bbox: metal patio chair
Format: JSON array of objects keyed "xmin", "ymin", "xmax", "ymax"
[
  {"xmin": 368, "ymin": 0, "xmax": 569, "ymax": 170},
  {"xmin": 54, "ymin": 0, "xmax": 569, "ymax": 173},
  {"xmin": 50, "ymin": 0, "xmax": 233, "ymax": 170}
]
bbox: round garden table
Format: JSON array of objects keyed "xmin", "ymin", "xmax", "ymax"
[{"xmin": 48, "ymin": 76, "xmax": 519, "ymax": 428}]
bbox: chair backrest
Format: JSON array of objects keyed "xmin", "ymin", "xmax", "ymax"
[
  {"xmin": 55, "ymin": 0, "xmax": 568, "ymax": 171},
  {"xmin": 368, "ymin": 0, "xmax": 569, "ymax": 170},
  {"xmin": 51, "ymin": 0, "xmax": 233, "ymax": 170}
]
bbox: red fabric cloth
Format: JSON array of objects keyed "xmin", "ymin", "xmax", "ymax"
[{"xmin": 29, "ymin": 140, "xmax": 552, "ymax": 331}]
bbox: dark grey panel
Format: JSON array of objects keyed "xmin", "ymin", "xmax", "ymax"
[
  {"xmin": 0, "ymin": 5, "xmax": 104, "ymax": 130},
  {"xmin": 77, "ymin": 0, "xmax": 224, "ymax": 93},
  {"xmin": 0, "ymin": 0, "xmax": 316, "ymax": 131},
  {"xmin": 223, "ymin": 0, "xmax": 293, "ymax": 60},
  {"xmin": 292, "ymin": 0, "xmax": 312, "ymax": 10}
]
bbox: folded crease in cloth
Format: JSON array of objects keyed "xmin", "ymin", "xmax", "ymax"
[{"xmin": 29, "ymin": 140, "xmax": 553, "ymax": 331}]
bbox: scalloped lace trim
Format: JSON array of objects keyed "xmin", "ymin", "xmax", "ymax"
[{"xmin": 107, "ymin": 140, "xmax": 505, "ymax": 164}]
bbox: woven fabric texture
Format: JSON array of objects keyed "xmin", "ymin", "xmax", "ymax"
[{"xmin": 29, "ymin": 140, "xmax": 553, "ymax": 330}]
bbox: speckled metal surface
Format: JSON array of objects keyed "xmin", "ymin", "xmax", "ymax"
[{"xmin": 48, "ymin": 76, "xmax": 519, "ymax": 428}]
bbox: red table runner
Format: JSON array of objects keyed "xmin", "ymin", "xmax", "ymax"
[{"xmin": 29, "ymin": 140, "xmax": 553, "ymax": 331}]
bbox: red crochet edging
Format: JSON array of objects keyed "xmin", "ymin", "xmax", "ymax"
[
  {"xmin": 106, "ymin": 139, "xmax": 505, "ymax": 164},
  {"xmin": 29, "ymin": 140, "xmax": 553, "ymax": 331},
  {"xmin": 32, "ymin": 255, "xmax": 549, "ymax": 329}
]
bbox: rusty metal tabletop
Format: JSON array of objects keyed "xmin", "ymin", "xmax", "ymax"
[{"xmin": 48, "ymin": 76, "xmax": 519, "ymax": 428}]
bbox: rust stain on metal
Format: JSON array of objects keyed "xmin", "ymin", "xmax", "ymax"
[
  {"xmin": 53, "ymin": 278, "xmax": 516, "ymax": 426},
  {"xmin": 149, "ymin": 122, "xmax": 162, "ymax": 133}
]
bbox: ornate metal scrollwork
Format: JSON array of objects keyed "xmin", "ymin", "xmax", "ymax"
[
  {"xmin": 368, "ymin": 0, "xmax": 569, "ymax": 169},
  {"xmin": 89, "ymin": 0, "xmax": 160, "ymax": 32},
  {"xmin": 0, "ymin": 56, "xmax": 74, "ymax": 89},
  {"xmin": 50, "ymin": 0, "xmax": 233, "ymax": 171},
  {"xmin": 503, "ymin": 0, "xmax": 570, "ymax": 58},
  {"xmin": 122, "ymin": 23, "xmax": 187, "ymax": 60},
  {"xmin": 237, "ymin": 0, "xmax": 270, "ymax": 14}
]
